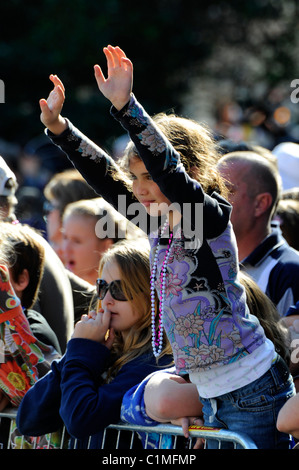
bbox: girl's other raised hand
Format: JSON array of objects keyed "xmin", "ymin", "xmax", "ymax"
[
  {"xmin": 94, "ymin": 45, "xmax": 133, "ymax": 111},
  {"xmin": 39, "ymin": 74, "xmax": 68, "ymax": 135}
]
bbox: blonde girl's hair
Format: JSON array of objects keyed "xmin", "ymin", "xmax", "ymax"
[
  {"xmin": 117, "ymin": 112, "xmax": 228, "ymax": 198},
  {"xmin": 239, "ymin": 271, "xmax": 290, "ymax": 365},
  {"xmin": 97, "ymin": 240, "xmax": 173, "ymax": 381}
]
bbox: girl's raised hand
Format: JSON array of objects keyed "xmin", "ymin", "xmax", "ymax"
[
  {"xmin": 94, "ymin": 45, "xmax": 133, "ymax": 111},
  {"xmin": 39, "ymin": 74, "xmax": 68, "ymax": 135}
]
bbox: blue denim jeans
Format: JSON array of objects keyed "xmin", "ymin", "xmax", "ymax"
[{"xmin": 199, "ymin": 355, "xmax": 295, "ymax": 449}]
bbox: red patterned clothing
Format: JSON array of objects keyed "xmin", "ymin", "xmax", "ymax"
[{"xmin": 0, "ymin": 265, "xmax": 49, "ymax": 406}]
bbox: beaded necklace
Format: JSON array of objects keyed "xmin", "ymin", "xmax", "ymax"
[{"xmin": 150, "ymin": 221, "xmax": 174, "ymax": 357}]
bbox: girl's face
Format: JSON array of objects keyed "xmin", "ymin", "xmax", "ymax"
[
  {"xmin": 100, "ymin": 259, "xmax": 142, "ymax": 339},
  {"xmin": 129, "ymin": 157, "xmax": 172, "ymax": 217},
  {"xmin": 62, "ymin": 214, "xmax": 112, "ymax": 285}
]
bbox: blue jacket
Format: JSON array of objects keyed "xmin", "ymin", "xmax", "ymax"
[{"xmin": 16, "ymin": 337, "xmax": 172, "ymax": 448}]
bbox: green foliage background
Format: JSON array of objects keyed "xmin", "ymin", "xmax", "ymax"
[{"xmin": 1, "ymin": 0, "xmax": 299, "ymax": 151}]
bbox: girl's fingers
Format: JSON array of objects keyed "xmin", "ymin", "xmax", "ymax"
[
  {"xmin": 101, "ymin": 308, "xmax": 111, "ymax": 329},
  {"xmin": 80, "ymin": 314, "xmax": 90, "ymax": 322},
  {"xmin": 121, "ymin": 57, "xmax": 133, "ymax": 73},
  {"xmin": 49, "ymin": 74, "xmax": 65, "ymax": 93},
  {"xmin": 98, "ymin": 45, "xmax": 132, "ymax": 77},
  {"xmin": 103, "ymin": 46, "xmax": 116, "ymax": 71},
  {"xmin": 39, "ymin": 98, "xmax": 49, "ymax": 111},
  {"xmin": 46, "ymin": 87, "xmax": 64, "ymax": 112},
  {"xmin": 114, "ymin": 46, "xmax": 127, "ymax": 58},
  {"xmin": 104, "ymin": 327, "xmax": 115, "ymax": 349},
  {"xmin": 94, "ymin": 64, "xmax": 106, "ymax": 85},
  {"xmin": 109, "ymin": 45, "xmax": 126, "ymax": 67},
  {"xmin": 88, "ymin": 310, "xmax": 98, "ymax": 320},
  {"xmin": 39, "ymin": 98, "xmax": 54, "ymax": 122},
  {"xmin": 106, "ymin": 45, "xmax": 129, "ymax": 69}
]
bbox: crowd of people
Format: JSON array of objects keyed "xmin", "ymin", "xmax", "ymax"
[{"xmin": 1, "ymin": 45, "xmax": 299, "ymax": 450}]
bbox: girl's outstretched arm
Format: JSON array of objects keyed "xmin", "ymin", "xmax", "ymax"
[
  {"xmin": 94, "ymin": 45, "xmax": 133, "ymax": 111},
  {"xmin": 144, "ymin": 372, "xmax": 203, "ymax": 422},
  {"xmin": 39, "ymin": 74, "xmax": 68, "ymax": 135}
]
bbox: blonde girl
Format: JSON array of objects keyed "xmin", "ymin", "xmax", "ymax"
[{"xmin": 17, "ymin": 240, "xmax": 172, "ymax": 448}]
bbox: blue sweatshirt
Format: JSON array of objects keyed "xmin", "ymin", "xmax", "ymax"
[{"xmin": 16, "ymin": 337, "xmax": 172, "ymax": 448}]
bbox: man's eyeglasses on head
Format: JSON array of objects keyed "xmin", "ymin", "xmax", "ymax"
[{"xmin": 43, "ymin": 200, "xmax": 60, "ymax": 221}]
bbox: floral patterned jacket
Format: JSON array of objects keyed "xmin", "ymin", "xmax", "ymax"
[{"xmin": 47, "ymin": 94, "xmax": 267, "ymax": 376}]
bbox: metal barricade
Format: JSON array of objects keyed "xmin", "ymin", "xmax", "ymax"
[
  {"xmin": 101, "ymin": 423, "xmax": 257, "ymax": 449},
  {"xmin": 0, "ymin": 407, "xmax": 257, "ymax": 449}
]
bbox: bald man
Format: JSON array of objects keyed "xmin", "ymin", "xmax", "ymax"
[{"xmin": 217, "ymin": 151, "xmax": 299, "ymax": 318}]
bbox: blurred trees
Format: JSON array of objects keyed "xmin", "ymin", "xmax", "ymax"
[{"xmin": 1, "ymin": 0, "xmax": 299, "ymax": 150}]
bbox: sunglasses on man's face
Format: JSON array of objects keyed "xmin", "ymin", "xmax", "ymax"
[{"xmin": 96, "ymin": 279, "xmax": 128, "ymax": 301}]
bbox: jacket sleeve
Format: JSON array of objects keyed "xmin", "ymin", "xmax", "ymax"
[
  {"xmin": 47, "ymin": 121, "xmax": 152, "ymax": 232},
  {"xmin": 16, "ymin": 357, "xmax": 65, "ymax": 435},
  {"xmin": 59, "ymin": 338, "xmax": 172, "ymax": 439},
  {"xmin": 47, "ymin": 121, "xmax": 135, "ymax": 212}
]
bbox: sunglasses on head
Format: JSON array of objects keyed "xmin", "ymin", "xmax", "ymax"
[
  {"xmin": 43, "ymin": 200, "xmax": 61, "ymax": 221},
  {"xmin": 43, "ymin": 200, "xmax": 60, "ymax": 215},
  {"xmin": 96, "ymin": 278, "xmax": 128, "ymax": 301}
]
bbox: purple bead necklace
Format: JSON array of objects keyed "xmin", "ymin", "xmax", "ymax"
[{"xmin": 150, "ymin": 221, "xmax": 174, "ymax": 357}]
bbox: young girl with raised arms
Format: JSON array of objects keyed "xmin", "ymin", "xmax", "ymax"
[
  {"xmin": 17, "ymin": 240, "xmax": 172, "ymax": 448},
  {"xmin": 36, "ymin": 45, "xmax": 294, "ymax": 448}
]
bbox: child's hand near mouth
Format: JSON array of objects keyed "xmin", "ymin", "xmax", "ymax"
[{"xmin": 72, "ymin": 308, "xmax": 115, "ymax": 348}]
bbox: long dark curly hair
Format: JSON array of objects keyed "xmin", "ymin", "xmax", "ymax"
[{"xmin": 118, "ymin": 112, "xmax": 228, "ymax": 198}]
